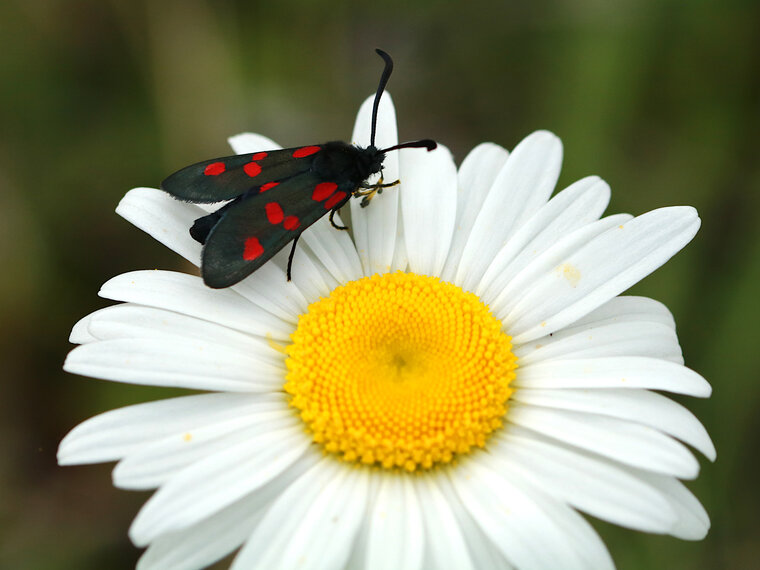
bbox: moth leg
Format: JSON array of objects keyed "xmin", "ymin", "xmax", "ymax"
[
  {"xmin": 286, "ymin": 234, "xmax": 301, "ymax": 282},
  {"xmin": 329, "ymin": 208, "xmax": 349, "ymax": 231},
  {"xmin": 358, "ymin": 178, "xmax": 401, "ymax": 207}
]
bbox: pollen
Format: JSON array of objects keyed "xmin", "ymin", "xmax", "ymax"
[{"xmin": 285, "ymin": 272, "xmax": 517, "ymax": 472}]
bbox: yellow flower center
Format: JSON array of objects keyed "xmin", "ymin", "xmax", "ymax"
[{"xmin": 284, "ymin": 272, "xmax": 517, "ymax": 472}]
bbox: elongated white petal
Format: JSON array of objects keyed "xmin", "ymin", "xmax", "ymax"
[
  {"xmin": 230, "ymin": 263, "xmax": 307, "ymax": 324},
  {"xmin": 451, "ymin": 457, "xmax": 587, "ymax": 569},
  {"xmin": 272, "ymin": 238, "xmax": 335, "ymax": 302},
  {"xmin": 491, "ymin": 213, "xmax": 632, "ymax": 320},
  {"xmin": 511, "ymin": 388, "xmax": 715, "ymax": 460},
  {"xmin": 531, "ymin": 495, "xmax": 614, "ymax": 570},
  {"xmin": 440, "ymin": 143, "xmax": 509, "ymax": 282},
  {"xmin": 98, "ymin": 270, "xmax": 292, "ymax": 340},
  {"xmin": 514, "ymin": 356, "xmax": 711, "ymax": 396},
  {"xmin": 233, "ymin": 460, "xmax": 369, "ymax": 570},
  {"xmin": 635, "ymin": 471, "xmax": 711, "ymax": 540},
  {"xmin": 69, "ymin": 313, "xmax": 97, "ymax": 343},
  {"xmin": 129, "ymin": 421, "xmax": 310, "ymax": 546},
  {"xmin": 493, "ymin": 425, "xmax": 678, "ymax": 532},
  {"xmin": 455, "ymin": 131, "xmax": 563, "ymax": 292},
  {"xmin": 76, "ymin": 304, "xmax": 283, "ymax": 365},
  {"xmin": 506, "ymin": 206, "xmax": 701, "ymax": 343},
  {"xmin": 514, "ymin": 320, "xmax": 683, "ymax": 365},
  {"xmin": 437, "ymin": 474, "xmax": 515, "ymax": 569},
  {"xmin": 415, "ymin": 476, "xmax": 475, "ymax": 570},
  {"xmin": 300, "ymin": 213, "xmax": 364, "ymax": 285},
  {"xmin": 227, "ymin": 133, "xmax": 282, "ymax": 154},
  {"xmin": 366, "ymin": 474, "xmax": 425, "ymax": 570},
  {"xmin": 114, "ymin": 409, "xmax": 295, "ymax": 490},
  {"xmin": 65, "ymin": 337, "xmax": 284, "ymax": 392},
  {"xmin": 508, "ymin": 403, "xmax": 700, "ymax": 478},
  {"xmin": 559, "ymin": 294, "xmax": 677, "ymax": 330},
  {"xmin": 119, "ymin": 184, "xmax": 308, "ymax": 323},
  {"xmin": 478, "ymin": 449, "xmax": 616, "ymax": 570},
  {"xmin": 350, "ymin": 92, "xmax": 400, "ymax": 276},
  {"xmin": 117, "ymin": 187, "xmax": 205, "ymax": 266},
  {"xmin": 138, "ymin": 450, "xmax": 315, "ymax": 570},
  {"xmin": 401, "ymin": 144, "xmax": 458, "ymax": 277},
  {"xmin": 477, "ymin": 176, "xmax": 610, "ymax": 302},
  {"xmin": 58, "ymin": 393, "xmax": 279, "ymax": 465}
]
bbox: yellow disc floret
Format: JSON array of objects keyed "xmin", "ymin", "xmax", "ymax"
[{"xmin": 284, "ymin": 272, "xmax": 517, "ymax": 471}]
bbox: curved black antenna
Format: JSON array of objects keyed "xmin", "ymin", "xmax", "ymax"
[
  {"xmin": 380, "ymin": 139, "xmax": 437, "ymax": 153},
  {"xmin": 371, "ymin": 49, "xmax": 394, "ymax": 148}
]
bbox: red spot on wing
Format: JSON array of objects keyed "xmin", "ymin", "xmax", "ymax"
[
  {"xmin": 324, "ymin": 191, "xmax": 348, "ymax": 210},
  {"xmin": 244, "ymin": 162, "xmax": 262, "ymax": 177},
  {"xmin": 250, "ymin": 152, "xmax": 268, "ymax": 160},
  {"xmin": 283, "ymin": 216, "xmax": 300, "ymax": 231},
  {"xmin": 243, "ymin": 237, "xmax": 264, "ymax": 260},
  {"xmin": 312, "ymin": 182, "xmax": 337, "ymax": 201},
  {"xmin": 265, "ymin": 202, "xmax": 284, "ymax": 225},
  {"xmin": 260, "ymin": 182, "xmax": 279, "ymax": 193},
  {"xmin": 204, "ymin": 162, "xmax": 225, "ymax": 176},
  {"xmin": 293, "ymin": 146, "xmax": 321, "ymax": 158}
]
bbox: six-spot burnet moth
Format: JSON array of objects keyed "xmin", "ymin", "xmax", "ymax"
[{"xmin": 161, "ymin": 49, "xmax": 436, "ymax": 289}]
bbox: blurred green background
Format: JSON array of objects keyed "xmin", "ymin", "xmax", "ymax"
[{"xmin": 1, "ymin": 0, "xmax": 758, "ymax": 568}]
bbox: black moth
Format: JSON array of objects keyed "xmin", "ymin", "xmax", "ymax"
[{"xmin": 161, "ymin": 49, "xmax": 436, "ymax": 289}]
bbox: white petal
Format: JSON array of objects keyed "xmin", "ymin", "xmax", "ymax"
[
  {"xmin": 400, "ymin": 143, "xmax": 458, "ymax": 277},
  {"xmin": 233, "ymin": 459, "xmax": 369, "ymax": 570},
  {"xmin": 69, "ymin": 313, "xmax": 97, "ymax": 344},
  {"xmin": 440, "ymin": 142, "xmax": 509, "ymax": 282},
  {"xmin": 635, "ymin": 471, "xmax": 710, "ymax": 540},
  {"xmin": 507, "ymin": 403, "xmax": 700, "ymax": 478},
  {"xmin": 365, "ymin": 475, "xmax": 425, "ymax": 570},
  {"xmin": 514, "ymin": 356, "xmax": 711, "ymax": 397},
  {"xmin": 117, "ymin": 187, "xmax": 204, "ymax": 265},
  {"xmin": 455, "ymin": 131, "xmax": 563, "ymax": 292},
  {"xmin": 514, "ymin": 320, "xmax": 683, "ymax": 365},
  {"xmin": 271, "ymin": 239, "xmax": 335, "ymax": 302},
  {"xmin": 99, "ymin": 270, "xmax": 292, "ymax": 340},
  {"xmin": 114, "ymin": 408, "xmax": 294, "ymax": 490},
  {"xmin": 560, "ymin": 294, "xmax": 677, "ymax": 330},
  {"xmin": 451, "ymin": 457, "xmax": 587, "ymax": 569},
  {"xmin": 58, "ymin": 393, "xmax": 276, "ymax": 465},
  {"xmin": 506, "ymin": 206, "xmax": 701, "ymax": 343},
  {"xmin": 477, "ymin": 449, "xmax": 616, "ymax": 570},
  {"xmin": 129, "ymin": 421, "xmax": 310, "ymax": 546},
  {"xmin": 227, "ymin": 133, "xmax": 282, "ymax": 154},
  {"xmin": 350, "ymin": 92, "xmax": 400, "ymax": 276},
  {"xmin": 64, "ymin": 337, "xmax": 284, "ymax": 392},
  {"xmin": 477, "ymin": 176, "xmax": 610, "ymax": 302},
  {"xmin": 437, "ymin": 474, "xmax": 515, "ymax": 569},
  {"xmin": 231, "ymin": 263, "xmax": 307, "ymax": 324},
  {"xmin": 118, "ymin": 188, "xmax": 306, "ymax": 323},
  {"xmin": 138, "ymin": 449, "xmax": 315, "ymax": 570},
  {"xmin": 77, "ymin": 304, "xmax": 283, "ymax": 364},
  {"xmin": 390, "ymin": 205, "xmax": 409, "ymax": 272},
  {"xmin": 531, "ymin": 496, "xmax": 614, "ymax": 570},
  {"xmin": 493, "ymin": 425, "xmax": 678, "ymax": 533},
  {"xmin": 415, "ymin": 476, "xmax": 475, "ymax": 570},
  {"xmin": 511, "ymin": 388, "xmax": 715, "ymax": 460},
  {"xmin": 490, "ymin": 213, "xmax": 632, "ymax": 322},
  {"xmin": 300, "ymin": 213, "xmax": 364, "ymax": 285}
]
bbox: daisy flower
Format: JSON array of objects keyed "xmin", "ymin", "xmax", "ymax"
[{"xmin": 59, "ymin": 93, "xmax": 714, "ymax": 570}]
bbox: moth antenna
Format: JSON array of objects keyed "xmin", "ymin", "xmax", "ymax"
[
  {"xmin": 371, "ymin": 49, "xmax": 394, "ymax": 148},
  {"xmin": 380, "ymin": 139, "xmax": 437, "ymax": 153}
]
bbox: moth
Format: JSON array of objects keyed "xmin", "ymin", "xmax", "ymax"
[{"xmin": 161, "ymin": 49, "xmax": 436, "ymax": 288}]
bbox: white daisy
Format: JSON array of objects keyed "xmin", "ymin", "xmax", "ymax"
[{"xmin": 59, "ymin": 93, "xmax": 714, "ymax": 570}]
